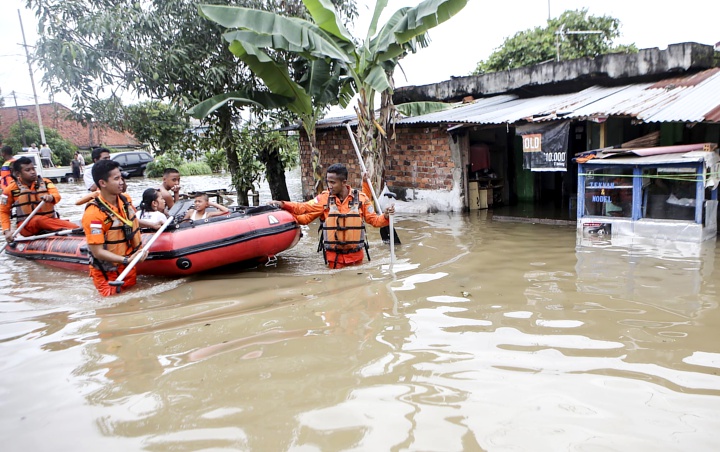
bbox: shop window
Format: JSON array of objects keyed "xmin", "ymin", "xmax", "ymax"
[
  {"xmin": 583, "ymin": 168, "xmax": 633, "ymax": 217},
  {"xmin": 642, "ymin": 168, "xmax": 696, "ymax": 220}
]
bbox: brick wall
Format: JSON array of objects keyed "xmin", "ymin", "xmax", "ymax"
[{"xmin": 298, "ymin": 124, "xmax": 455, "ymax": 199}]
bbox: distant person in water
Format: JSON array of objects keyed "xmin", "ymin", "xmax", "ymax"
[{"xmin": 84, "ymin": 147, "xmax": 111, "ymax": 191}]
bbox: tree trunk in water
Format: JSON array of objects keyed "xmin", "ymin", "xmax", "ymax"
[
  {"xmin": 309, "ymin": 128, "xmax": 324, "ymax": 199},
  {"xmin": 259, "ymin": 145, "xmax": 290, "ymax": 202},
  {"xmin": 354, "ymin": 87, "xmax": 383, "ymax": 204},
  {"xmin": 218, "ymin": 106, "xmax": 249, "ymax": 206}
]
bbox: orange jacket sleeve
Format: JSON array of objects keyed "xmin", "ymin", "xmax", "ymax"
[
  {"xmin": 82, "ymin": 204, "xmax": 110, "ymax": 246},
  {"xmin": 0, "ymin": 183, "xmax": 15, "ymax": 230},
  {"xmin": 45, "ymin": 179, "xmax": 62, "ymax": 205},
  {"xmin": 281, "ymin": 193, "xmax": 328, "ymax": 225},
  {"xmin": 359, "ymin": 192, "xmax": 389, "ymax": 228}
]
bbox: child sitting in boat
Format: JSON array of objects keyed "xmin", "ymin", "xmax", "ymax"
[
  {"xmin": 137, "ymin": 188, "xmax": 168, "ymax": 230},
  {"xmin": 183, "ymin": 193, "xmax": 229, "ymax": 221}
]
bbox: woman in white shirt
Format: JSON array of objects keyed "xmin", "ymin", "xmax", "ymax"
[{"xmin": 138, "ymin": 188, "xmax": 168, "ymax": 229}]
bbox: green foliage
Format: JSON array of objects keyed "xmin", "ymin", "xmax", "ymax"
[
  {"xmin": 28, "ymin": 0, "xmax": 358, "ymax": 197},
  {"xmin": 145, "ymin": 151, "xmax": 185, "ymax": 178},
  {"xmin": 197, "ymin": 0, "xmax": 467, "ymax": 195},
  {"xmin": 229, "ymin": 120, "xmax": 298, "ymax": 196},
  {"xmin": 178, "ymin": 161, "xmax": 212, "ymax": 176},
  {"xmin": 124, "ymin": 101, "xmax": 190, "ymax": 154},
  {"xmin": 4, "ymin": 120, "xmax": 77, "ymax": 165},
  {"xmin": 473, "ymin": 9, "xmax": 638, "ymax": 74},
  {"xmin": 204, "ymin": 148, "xmax": 227, "ymax": 173}
]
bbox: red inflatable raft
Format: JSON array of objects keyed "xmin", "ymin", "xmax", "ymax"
[{"xmin": 3, "ymin": 205, "xmax": 300, "ymax": 276}]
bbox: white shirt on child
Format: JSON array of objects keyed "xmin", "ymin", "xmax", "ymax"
[{"xmin": 139, "ymin": 210, "xmax": 168, "ymax": 223}]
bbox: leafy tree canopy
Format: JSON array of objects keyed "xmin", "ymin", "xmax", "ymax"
[
  {"xmin": 124, "ymin": 101, "xmax": 189, "ymax": 155},
  {"xmin": 26, "ymin": 0, "xmax": 356, "ymax": 196},
  {"xmin": 473, "ymin": 9, "xmax": 637, "ymax": 75}
]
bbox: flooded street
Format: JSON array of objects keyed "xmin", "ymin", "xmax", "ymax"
[{"xmin": 2, "ymin": 172, "xmax": 720, "ymax": 451}]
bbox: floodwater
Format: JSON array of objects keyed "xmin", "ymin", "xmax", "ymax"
[{"xmin": 2, "ymin": 171, "xmax": 720, "ymax": 451}]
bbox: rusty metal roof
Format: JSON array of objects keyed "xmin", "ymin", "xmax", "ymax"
[{"xmin": 388, "ymin": 68, "xmax": 720, "ymax": 127}]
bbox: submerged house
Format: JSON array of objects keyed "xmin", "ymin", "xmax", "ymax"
[{"xmin": 297, "ymin": 42, "xmax": 720, "ymax": 220}]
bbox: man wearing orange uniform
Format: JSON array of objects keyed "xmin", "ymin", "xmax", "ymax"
[
  {"xmin": 82, "ymin": 159, "xmax": 147, "ymax": 296},
  {"xmin": 1, "ymin": 157, "xmax": 79, "ymax": 241},
  {"xmin": 269, "ymin": 163, "xmax": 394, "ymax": 268},
  {"xmin": 1, "ymin": 145, "xmax": 16, "ymax": 189}
]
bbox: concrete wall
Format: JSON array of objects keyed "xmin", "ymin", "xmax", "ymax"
[{"xmin": 394, "ymin": 43, "xmax": 716, "ymax": 103}]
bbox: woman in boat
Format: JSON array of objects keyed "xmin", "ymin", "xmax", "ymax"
[
  {"xmin": 137, "ymin": 188, "xmax": 168, "ymax": 230},
  {"xmin": 183, "ymin": 193, "xmax": 229, "ymax": 221}
]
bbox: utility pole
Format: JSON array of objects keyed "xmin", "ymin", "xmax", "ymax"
[
  {"xmin": 18, "ymin": 9, "xmax": 46, "ymax": 145},
  {"xmin": 11, "ymin": 91, "xmax": 27, "ymax": 147}
]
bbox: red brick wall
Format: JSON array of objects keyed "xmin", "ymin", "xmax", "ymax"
[
  {"xmin": 0, "ymin": 103, "xmax": 139, "ymax": 149},
  {"xmin": 299, "ymin": 124, "xmax": 455, "ymax": 199}
]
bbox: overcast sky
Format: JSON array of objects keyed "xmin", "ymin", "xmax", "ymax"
[{"xmin": 1, "ymin": 0, "xmax": 718, "ymax": 110}]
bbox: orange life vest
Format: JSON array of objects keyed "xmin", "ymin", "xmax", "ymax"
[
  {"xmin": 322, "ymin": 189, "xmax": 367, "ymax": 255},
  {"xmin": 86, "ymin": 194, "xmax": 142, "ymax": 272},
  {"xmin": 11, "ymin": 176, "xmax": 56, "ymax": 221},
  {"xmin": 1, "ymin": 158, "xmax": 15, "ymax": 189}
]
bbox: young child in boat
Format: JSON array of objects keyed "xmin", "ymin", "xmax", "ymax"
[
  {"xmin": 183, "ymin": 193, "xmax": 229, "ymax": 221},
  {"xmin": 137, "ymin": 188, "xmax": 168, "ymax": 230}
]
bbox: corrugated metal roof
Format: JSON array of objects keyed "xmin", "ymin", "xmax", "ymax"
[{"xmin": 393, "ymin": 68, "xmax": 720, "ymax": 127}]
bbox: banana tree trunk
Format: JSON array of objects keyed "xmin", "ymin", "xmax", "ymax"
[
  {"xmin": 217, "ymin": 106, "xmax": 251, "ymax": 206},
  {"xmin": 308, "ymin": 128, "xmax": 324, "ymax": 197}
]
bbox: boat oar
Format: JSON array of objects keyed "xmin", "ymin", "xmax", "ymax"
[
  {"xmin": 13, "ymin": 228, "xmax": 81, "ymax": 242},
  {"xmin": 9, "ymin": 200, "xmax": 46, "ymax": 242},
  {"xmin": 343, "ymin": 122, "xmax": 401, "ymax": 248},
  {"xmin": 109, "ymin": 216, "xmax": 174, "ymax": 292}
]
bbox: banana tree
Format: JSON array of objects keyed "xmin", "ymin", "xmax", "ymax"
[{"xmin": 197, "ymin": 0, "xmax": 466, "ymax": 197}]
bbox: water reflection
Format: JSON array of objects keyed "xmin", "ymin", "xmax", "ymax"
[{"xmin": 2, "ymin": 184, "xmax": 720, "ymax": 450}]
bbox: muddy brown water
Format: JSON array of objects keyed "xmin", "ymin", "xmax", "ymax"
[{"xmin": 1, "ymin": 172, "xmax": 720, "ymax": 451}]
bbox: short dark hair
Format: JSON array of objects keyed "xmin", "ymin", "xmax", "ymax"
[
  {"xmin": 1, "ymin": 145, "xmax": 12, "ymax": 158},
  {"xmin": 163, "ymin": 168, "xmax": 180, "ymax": 176},
  {"xmin": 91, "ymin": 147, "xmax": 111, "ymax": 162},
  {"xmin": 92, "ymin": 159, "xmax": 120, "ymax": 186},
  {"xmin": 326, "ymin": 163, "xmax": 348, "ymax": 181},
  {"xmin": 194, "ymin": 193, "xmax": 209, "ymax": 201},
  {"xmin": 12, "ymin": 156, "xmax": 33, "ymax": 173}
]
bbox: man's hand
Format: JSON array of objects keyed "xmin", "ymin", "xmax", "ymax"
[
  {"xmin": 3, "ymin": 229, "xmax": 13, "ymax": 241},
  {"xmin": 268, "ymin": 200, "xmax": 284, "ymax": 208},
  {"xmin": 383, "ymin": 204, "xmax": 395, "ymax": 218},
  {"xmin": 171, "ymin": 185, "xmax": 181, "ymax": 194},
  {"xmin": 129, "ymin": 249, "xmax": 149, "ymax": 263},
  {"xmin": 41, "ymin": 194, "xmax": 54, "ymax": 203}
]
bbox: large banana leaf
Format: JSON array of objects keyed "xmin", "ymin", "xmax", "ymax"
[
  {"xmin": 199, "ymin": 4, "xmax": 351, "ymax": 63},
  {"xmin": 396, "ymin": 101, "xmax": 455, "ymax": 117},
  {"xmin": 187, "ymin": 91, "xmax": 293, "ymax": 120},
  {"xmin": 228, "ymin": 41, "xmax": 313, "ymax": 115},
  {"xmin": 370, "ymin": 0, "xmax": 467, "ymax": 61},
  {"xmin": 302, "ymin": 0, "xmax": 354, "ymax": 44}
]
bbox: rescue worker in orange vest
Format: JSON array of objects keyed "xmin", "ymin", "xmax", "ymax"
[
  {"xmin": 268, "ymin": 163, "xmax": 394, "ymax": 269},
  {"xmin": 1, "ymin": 145, "xmax": 16, "ymax": 190},
  {"xmin": 1, "ymin": 156, "xmax": 79, "ymax": 241},
  {"xmin": 81, "ymin": 159, "xmax": 147, "ymax": 296}
]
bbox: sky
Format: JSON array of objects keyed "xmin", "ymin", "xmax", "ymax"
[{"xmin": 1, "ymin": 0, "xmax": 718, "ymax": 111}]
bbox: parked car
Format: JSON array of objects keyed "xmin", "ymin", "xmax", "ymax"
[{"xmin": 111, "ymin": 151, "xmax": 154, "ymax": 177}]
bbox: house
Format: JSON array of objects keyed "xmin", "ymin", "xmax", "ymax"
[
  {"xmin": 297, "ymin": 42, "xmax": 720, "ymax": 218},
  {"xmin": 0, "ymin": 102, "xmax": 140, "ymax": 150}
]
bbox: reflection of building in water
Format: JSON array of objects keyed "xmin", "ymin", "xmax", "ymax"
[{"xmin": 575, "ymin": 239, "xmax": 716, "ymax": 318}]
